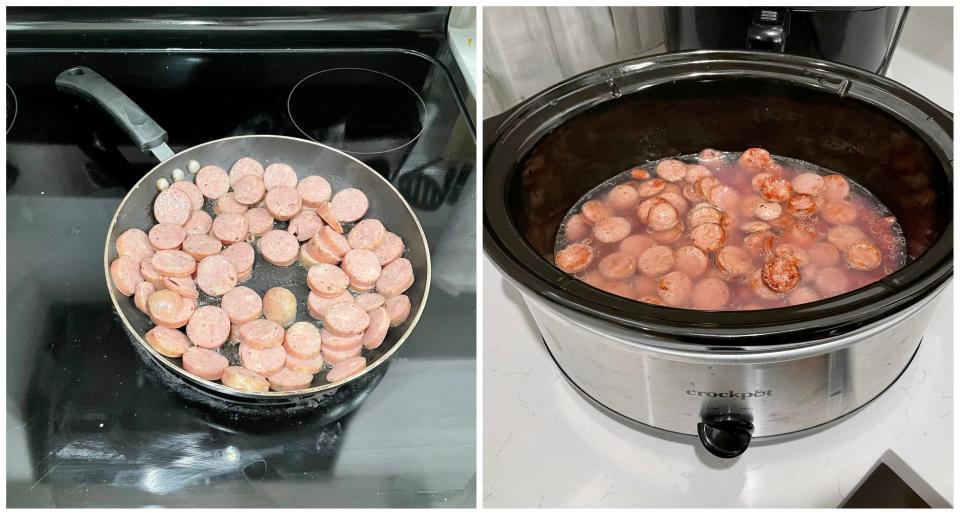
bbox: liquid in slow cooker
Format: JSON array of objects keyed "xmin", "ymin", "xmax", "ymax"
[{"xmin": 553, "ymin": 148, "xmax": 907, "ymax": 310}]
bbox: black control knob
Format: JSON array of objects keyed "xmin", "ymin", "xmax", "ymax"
[{"xmin": 697, "ymin": 414, "xmax": 754, "ymax": 458}]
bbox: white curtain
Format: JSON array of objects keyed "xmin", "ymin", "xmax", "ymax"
[{"xmin": 483, "ymin": 7, "xmax": 665, "ymax": 116}]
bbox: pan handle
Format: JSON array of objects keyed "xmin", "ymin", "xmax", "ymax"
[{"xmin": 55, "ymin": 66, "xmax": 174, "ymax": 161}]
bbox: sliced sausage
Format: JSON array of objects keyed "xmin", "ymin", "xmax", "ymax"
[
  {"xmin": 792, "ymin": 173, "xmax": 825, "ymax": 196},
  {"xmin": 148, "ymin": 290, "xmax": 189, "ymax": 328},
  {"xmin": 580, "ymin": 200, "xmax": 613, "ymax": 224},
  {"xmin": 214, "ymin": 192, "xmax": 248, "ymax": 215},
  {"xmin": 211, "ymin": 212, "xmax": 249, "ymax": 244},
  {"xmin": 229, "ymin": 157, "xmax": 265, "ymax": 187},
  {"xmin": 185, "ymin": 305, "xmax": 231, "ymax": 349},
  {"xmin": 182, "ymin": 347, "xmax": 229, "ymax": 380},
  {"xmin": 738, "ymin": 147, "xmax": 773, "ymax": 171},
  {"xmin": 263, "ymin": 162, "xmax": 298, "ymax": 191},
  {"xmin": 348, "ymin": 219, "xmax": 387, "ymax": 250},
  {"xmin": 688, "ymin": 204, "xmax": 722, "ymax": 228},
  {"xmin": 319, "ymin": 226, "xmax": 352, "ymax": 258},
  {"xmin": 748, "ymin": 269, "xmax": 781, "ymax": 300},
  {"xmin": 265, "ymin": 185, "xmax": 302, "ymax": 221},
  {"xmin": 307, "ymin": 290, "xmax": 354, "ymax": 320},
  {"xmin": 268, "ymin": 367, "xmax": 314, "ymax": 392},
  {"xmin": 168, "ymin": 180, "xmax": 204, "ymax": 211},
  {"xmin": 195, "ymin": 165, "xmax": 231, "ymax": 200},
  {"xmin": 288, "ymin": 210, "xmax": 324, "ymax": 242},
  {"xmin": 827, "ymin": 225, "xmax": 867, "ymax": 251},
  {"xmin": 657, "ymin": 271, "xmax": 693, "ymax": 307},
  {"xmin": 618, "ymin": 234, "xmax": 654, "ymax": 258},
  {"xmin": 221, "ymin": 286, "xmax": 263, "ymax": 325},
  {"xmin": 361, "ymin": 307, "xmax": 390, "ymax": 350},
  {"xmin": 716, "ymin": 246, "xmax": 754, "ymax": 276},
  {"xmin": 219, "ymin": 242, "xmax": 255, "ymax": 278},
  {"xmin": 323, "ymin": 302, "xmax": 371, "ymax": 336},
  {"xmin": 674, "ymin": 245, "xmax": 708, "ymax": 278},
  {"xmin": 655, "ymin": 159, "xmax": 687, "ymax": 182},
  {"xmin": 596, "ymin": 252, "xmax": 636, "ymax": 280},
  {"xmin": 788, "ymin": 286, "xmax": 821, "ymax": 306},
  {"xmin": 637, "ymin": 245, "xmax": 674, "ymax": 276},
  {"xmin": 695, "ymin": 176, "xmax": 719, "ymax": 200},
  {"xmin": 845, "ymin": 242, "xmax": 882, "ymax": 271},
  {"xmin": 151, "ymin": 250, "xmax": 196, "ymax": 277},
  {"xmin": 630, "ymin": 168, "xmax": 651, "ymax": 180},
  {"xmin": 373, "ymin": 232, "xmax": 405, "ymax": 266},
  {"xmin": 808, "ymin": 241, "xmax": 840, "ymax": 266},
  {"xmin": 286, "ymin": 352, "xmax": 327, "ymax": 375},
  {"xmin": 563, "ymin": 214, "xmax": 590, "ymax": 242},
  {"xmin": 690, "ymin": 222, "xmax": 725, "ymax": 252},
  {"xmin": 221, "ymin": 366, "xmax": 269, "ymax": 393},
  {"xmin": 743, "ymin": 230, "xmax": 775, "ymax": 257},
  {"xmin": 758, "ymin": 175, "xmax": 792, "ymax": 202},
  {"xmin": 327, "ymin": 356, "xmax": 367, "ymax": 383},
  {"xmin": 557, "ymin": 244, "xmax": 596, "ymax": 274},
  {"xmin": 322, "ymin": 344, "xmax": 362, "ymax": 366},
  {"xmin": 181, "ymin": 233, "xmax": 222, "ymax": 260},
  {"xmin": 691, "ymin": 277, "xmax": 730, "ymax": 310},
  {"xmin": 635, "ymin": 178, "xmax": 666, "ymax": 197},
  {"xmin": 284, "ymin": 321, "xmax": 322, "ymax": 359},
  {"xmin": 330, "ymin": 188, "xmax": 369, "ymax": 222},
  {"xmin": 133, "ymin": 281, "xmax": 155, "ymax": 314},
  {"xmin": 308, "ymin": 232, "xmax": 344, "ymax": 265},
  {"xmin": 824, "ymin": 175, "xmax": 850, "ymax": 200},
  {"xmin": 754, "ymin": 201, "xmax": 782, "ymax": 221},
  {"xmin": 109, "ymin": 256, "xmax": 144, "ymax": 296},
  {"xmin": 376, "ymin": 258, "xmax": 414, "ymax": 297},
  {"xmin": 307, "ymin": 263, "xmax": 350, "ymax": 297},
  {"xmin": 697, "ymin": 148, "xmax": 725, "ymax": 169},
  {"xmin": 258, "ymin": 229, "xmax": 299, "ymax": 266},
  {"xmin": 243, "ymin": 207, "xmax": 275, "ymax": 237},
  {"xmin": 262, "ymin": 287, "xmax": 298, "ymax": 327},
  {"xmin": 139, "ymin": 257, "xmax": 166, "ymax": 288},
  {"xmin": 315, "ymin": 202, "xmax": 344, "ymax": 234},
  {"xmin": 116, "ymin": 228, "xmax": 155, "ymax": 261},
  {"xmin": 320, "ymin": 328, "xmax": 363, "ymax": 352},
  {"xmin": 707, "ymin": 184, "xmax": 740, "ymax": 212},
  {"xmin": 822, "ymin": 200, "xmax": 858, "ymax": 225},
  {"xmin": 762, "ymin": 256, "xmax": 800, "ymax": 293},
  {"xmin": 239, "ymin": 319, "xmax": 285, "ymax": 349},
  {"xmin": 195, "ymin": 255, "xmax": 238, "ymax": 296},
  {"xmin": 297, "ymin": 175, "xmax": 333, "ymax": 208},
  {"xmin": 300, "ymin": 242, "xmax": 325, "ymax": 268},
  {"xmin": 153, "ymin": 188, "xmax": 191, "ymax": 225},
  {"xmin": 785, "ymin": 221, "xmax": 818, "ymax": 246},
  {"xmin": 814, "ymin": 266, "xmax": 850, "ymax": 296},
  {"xmin": 163, "ymin": 275, "xmax": 199, "ymax": 299},
  {"xmin": 354, "ymin": 293, "xmax": 386, "ymax": 312},
  {"xmin": 182, "ymin": 210, "xmax": 213, "ymax": 236},
  {"xmin": 786, "ymin": 194, "xmax": 817, "ymax": 217},
  {"xmin": 148, "ymin": 223, "xmax": 187, "ymax": 251},
  {"xmin": 774, "ymin": 243, "xmax": 811, "ymax": 267},
  {"xmin": 384, "ymin": 294, "xmax": 411, "ymax": 327},
  {"xmin": 685, "ymin": 163, "xmax": 714, "ymax": 182},
  {"xmin": 233, "ymin": 174, "xmax": 266, "ymax": 205},
  {"xmin": 605, "ymin": 184, "xmax": 640, "ymax": 210},
  {"xmin": 239, "ymin": 342, "xmax": 286, "ymax": 376},
  {"xmin": 144, "ymin": 326, "xmax": 191, "ymax": 357},
  {"xmin": 645, "ymin": 200, "xmax": 679, "ymax": 232},
  {"xmin": 342, "ymin": 249, "xmax": 382, "ymax": 290}
]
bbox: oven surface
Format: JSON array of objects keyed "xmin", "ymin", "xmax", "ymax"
[{"xmin": 7, "ymin": 7, "xmax": 476, "ymax": 508}]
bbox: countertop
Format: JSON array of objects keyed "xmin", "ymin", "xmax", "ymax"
[{"xmin": 482, "ymin": 8, "xmax": 953, "ymax": 508}]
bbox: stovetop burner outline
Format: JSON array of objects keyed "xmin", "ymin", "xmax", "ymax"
[
  {"xmin": 286, "ymin": 67, "xmax": 427, "ymax": 155},
  {"xmin": 7, "ymin": 84, "xmax": 18, "ymax": 134}
]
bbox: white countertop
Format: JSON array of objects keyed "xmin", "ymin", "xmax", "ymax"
[{"xmin": 482, "ymin": 9, "xmax": 953, "ymax": 508}]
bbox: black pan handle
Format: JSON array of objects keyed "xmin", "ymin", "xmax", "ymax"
[{"xmin": 55, "ymin": 66, "xmax": 172, "ymax": 160}]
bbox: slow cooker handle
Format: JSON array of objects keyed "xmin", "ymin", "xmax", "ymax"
[{"xmin": 697, "ymin": 414, "xmax": 754, "ymax": 459}]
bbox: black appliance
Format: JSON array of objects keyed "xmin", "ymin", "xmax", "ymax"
[
  {"xmin": 663, "ymin": 6, "xmax": 908, "ymax": 74},
  {"xmin": 7, "ymin": 7, "xmax": 476, "ymax": 508}
]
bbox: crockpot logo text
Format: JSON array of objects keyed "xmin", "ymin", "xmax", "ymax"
[{"xmin": 686, "ymin": 389, "xmax": 772, "ymax": 399}]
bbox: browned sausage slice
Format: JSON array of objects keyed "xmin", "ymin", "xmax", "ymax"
[
  {"xmin": 287, "ymin": 210, "xmax": 324, "ymax": 242},
  {"xmin": 182, "ymin": 210, "xmax": 213, "ymax": 236},
  {"xmin": 330, "ymin": 188, "xmax": 369, "ymax": 222},
  {"xmin": 153, "ymin": 188, "xmax": 191, "ymax": 225},
  {"xmin": 373, "ymin": 232, "xmax": 405, "ymax": 266},
  {"xmin": 762, "ymin": 256, "xmax": 801, "ymax": 293},
  {"xmin": 323, "ymin": 302, "xmax": 371, "ymax": 336},
  {"xmin": 297, "ymin": 175, "xmax": 333, "ymax": 208},
  {"xmin": 326, "ymin": 356, "xmax": 367, "ymax": 382},
  {"xmin": 116, "ymin": 228, "xmax": 155, "ymax": 261},
  {"xmin": 342, "ymin": 249, "xmax": 382, "ymax": 290},
  {"xmin": 151, "ymin": 250, "xmax": 197, "ymax": 277},
  {"xmin": 186, "ymin": 305, "xmax": 231, "ymax": 349},
  {"xmin": 258, "ymin": 229, "xmax": 299, "ymax": 266},
  {"xmin": 268, "ymin": 367, "xmax": 314, "ymax": 391},
  {"xmin": 263, "ymin": 163, "xmax": 298, "ymax": 191},
  {"xmin": 229, "ymin": 157, "xmax": 265, "ymax": 187},
  {"xmin": 144, "ymin": 326, "xmax": 191, "ymax": 357},
  {"xmin": 716, "ymin": 246, "xmax": 754, "ymax": 276},
  {"xmin": 239, "ymin": 319, "xmax": 285, "ymax": 349},
  {"xmin": 239, "ymin": 342, "xmax": 286, "ymax": 376},
  {"xmin": 221, "ymin": 366, "xmax": 269, "ymax": 392},
  {"xmin": 110, "ymin": 256, "xmax": 144, "ymax": 296},
  {"xmin": 195, "ymin": 255, "xmax": 238, "ymax": 296},
  {"xmin": 182, "ymin": 347, "xmax": 229, "ymax": 380},
  {"xmin": 845, "ymin": 242, "xmax": 882, "ymax": 271},
  {"xmin": 221, "ymin": 286, "xmax": 263, "ymax": 325},
  {"xmin": 384, "ymin": 294, "xmax": 411, "ymax": 327},
  {"xmin": 264, "ymin": 185, "xmax": 302, "ymax": 221},
  {"xmin": 195, "ymin": 165, "xmax": 231, "ymax": 200},
  {"xmin": 233, "ymin": 174, "xmax": 266, "ymax": 205},
  {"xmin": 375, "ymin": 258, "xmax": 414, "ymax": 297},
  {"xmin": 283, "ymin": 321, "xmax": 322, "ymax": 359}
]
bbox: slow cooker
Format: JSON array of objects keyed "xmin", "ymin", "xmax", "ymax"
[{"xmin": 483, "ymin": 50, "xmax": 952, "ymax": 458}]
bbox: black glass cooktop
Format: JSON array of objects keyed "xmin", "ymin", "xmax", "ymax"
[{"xmin": 6, "ymin": 8, "xmax": 476, "ymax": 508}]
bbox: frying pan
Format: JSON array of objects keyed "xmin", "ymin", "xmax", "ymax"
[{"xmin": 56, "ymin": 66, "xmax": 431, "ymax": 406}]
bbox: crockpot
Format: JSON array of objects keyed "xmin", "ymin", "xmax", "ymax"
[{"xmin": 483, "ymin": 50, "xmax": 952, "ymax": 458}]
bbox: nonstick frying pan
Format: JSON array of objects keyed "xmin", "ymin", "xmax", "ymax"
[{"xmin": 56, "ymin": 66, "xmax": 431, "ymax": 403}]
